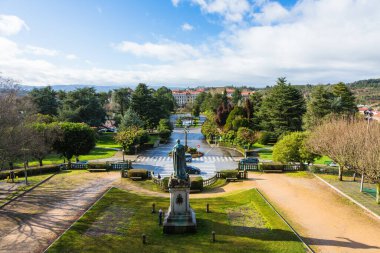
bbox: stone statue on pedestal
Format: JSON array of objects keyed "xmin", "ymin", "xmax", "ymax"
[{"xmin": 163, "ymin": 139, "xmax": 196, "ymax": 234}]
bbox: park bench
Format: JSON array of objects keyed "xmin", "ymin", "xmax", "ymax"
[
  {"xmin": 262, "ymin": 169, "xmax": 283, "ymax": 173},
  {"xmin": 130, "ymin": 176, "xmax": 143, "ymax": 181},
  {"xmin": 226, "ymin": 177, "xmax": 238, "ymax": 182},
  {"xmin": 88, "ymin": 168, "xmax": 107, "ymax": 172}
]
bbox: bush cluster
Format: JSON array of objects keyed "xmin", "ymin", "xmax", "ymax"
[
  {"xmin": 0, "ymin": 164, "xmax": 61, "ymax": 180},
  {"xmin": 260, "ymin": 163, "xmax": 284, "ymax": 171},
  {"xmin": 190, "ymin": 176, "xmax": 204, "ymax": 191},
  {"xmin": 127, "ymin": 169, "xmax": 149, "ymax": 179},
  {"xmin": 218, "ymin": 169, "xmax": 239, "ymax": 179}
]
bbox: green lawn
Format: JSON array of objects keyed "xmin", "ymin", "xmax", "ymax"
[
  {"xmin": 96, "ymin": 133, "xmax": 121, "ymax": 149},
  {"xmin": 16, "ymin": 148, "xmax": 117, "ymax": 167},
  {"xmin": 47, "ymin": 188, "xmax": 305, "ymax": 253},
  {"xmin": 313, "ymin": 156, "xmax": 331, "ymax": 165},
  {"xmin": 257, "ymin": 148, "xmax": 273, "ymax": 160}
]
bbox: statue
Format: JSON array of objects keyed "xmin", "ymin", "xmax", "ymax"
[{"xmin": 172, "ymin": 139, "xmax": 187, "ymax": 180}]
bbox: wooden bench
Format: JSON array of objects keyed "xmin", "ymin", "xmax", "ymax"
[
  {"xmin": 262, "ymin": 170, "xmax": 283, "ymax": 173},
  {"xmin": 88, "ymin": 168, "xmax": 107, "ymax": 172},
  {"xmin": 226, "ymin": 177, "xmax": 238, "ymax": 182},
  {"xmin": 130, "ymin": 176, "xmax": 143, "ymax": 181}
]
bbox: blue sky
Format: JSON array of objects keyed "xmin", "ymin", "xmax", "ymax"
[{"xmin": 0, "ymin": 0, "xmax": 379, "ymax": 87}]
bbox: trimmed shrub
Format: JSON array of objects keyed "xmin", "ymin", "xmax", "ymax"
[
  {"xmin": 309, "ymin": 165, "xmax": 354, "ymax": 176},
  {"xmin": 190, "ymin": 176, "xmax": 204, "ymax": 191},
  {"xmin": 219, "ymin": 169, "xmax": 239, "ymax": 179},
  {"xmin": 260, "ymin": 163, "xmax": 284, "ymax": 171},
  {"xmin": 127, "ymin": 169, "xmax": 149, "ymax": 179},
  {"xmin": 0, "ymin": 164, "xmax": 61, "ymax": 180},
  {"xmin": 159, "ymin": 129, "xmax": 171, "ymax": 141},
  {"xmin": 136, "ymin": 130, "xmax": 149, "ymax": 145}
]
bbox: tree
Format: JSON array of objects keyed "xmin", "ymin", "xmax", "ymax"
[
  {"xmin": 331, "ymin": 82, "xmax": 357, "ymax": 114},
  {"xmin": 215, "ymin": 102, "xmax": 232, "ymax": 127},
  {"xmin": 273, "ymin": 132, "xmax": 318, "ymax": 164},
  {"xmin": 232, "ymin": 88, "xmax": 242, "ymax": 105},
  {"xmin": 52, "ymin": 122, "xmax": 96, "ymax": 166},
  {"xmin": 120, "ymin": 107, "xmax": 144, "ymax": 129},
  {"xmin": 114, "ymin": 127, "xmax": 139, "ymax": 160},
  {"xmin": 29, "ymin": 86, "xmax": 58, "ymax": 116},
  {"xmin": 154, "ymin": 86, "xmax": 176, "ymax": 117},
  {"xmin": 259, "ymin": 78, "xmax": 306, "ymax": 137},
  {"xmin": 113, "ymin": 88, "xmax": 132, "ymax": 117},
  {"xmin": 201, "ymin": 119, "xmax": 219, "ymax": 142},
  {"xmin": 224, "ymin": 106, "xmax": 244, "ymax": 131},
  {"xmin": 158, "ymin": 118, "xmax": 173, "ymax": 132},
  {"xmin": 303, "ymin": 86, "xmax": 335, "ymax": 130},
  {"xmin": 250, "ymin": 92, "xmax": 263, "ymax": 129},
  {"xmin": 59, "ymin": 87, "xmax": 106, "ymax": 127},
  {"xmin": 236, "ymin": 127, "xmax": 259, "ymax": 147},
  {"xmin": 130, "ymin": 84, "xmax": 161, "ymax": 129}
]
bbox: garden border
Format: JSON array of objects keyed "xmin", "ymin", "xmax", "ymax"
[{"xmin": 314, "ymin": 174, "xmax": 380, "ymax": 221}]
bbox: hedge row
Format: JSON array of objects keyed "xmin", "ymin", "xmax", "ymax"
[
  {"xmin": 190, "ymin": 176, "xmax": 203, "ymax": 191},
  {"xmin": 218, "ymin": 169, "xmax": 240, "ymax": 179},
  {"xmin": 260, "ymin": 163, "xmax": 285, "ymax": 171},
  {"xmin": 127, "ymin": 169, "xmax": 149, "ymax": 179},
  {"xmin": 0, "ymin": 165, "xmax": 61, "ymax": 180}
]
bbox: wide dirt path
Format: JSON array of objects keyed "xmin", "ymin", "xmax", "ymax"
[
  {"xmin": 0, "ymin": 171, "xmax": 119, "ymax": 253},
  {"xmin": 252, "ymin": 173, "xmax": 380, "ymax": 253}
]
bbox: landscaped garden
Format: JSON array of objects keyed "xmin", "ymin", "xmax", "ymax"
[{"xmin": 47, "ymin": 188, "xmax": 306, "ymax": 253}]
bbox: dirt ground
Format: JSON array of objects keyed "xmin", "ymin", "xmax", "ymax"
[
  {"xmin": 0, "ymin": 171, "xmax": 118, "ymax": 253},
  {"xmin": 1, "ymin": 171, "xmax": 380, "ymax": 253},
  {"xmin": 252, "ymin": 173, "xmax": 380, "ymax": 253}
]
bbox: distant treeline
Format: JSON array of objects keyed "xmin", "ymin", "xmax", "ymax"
[{"xmin": 347, "ymin": 78, "xmax": 380, "ymax": 88}]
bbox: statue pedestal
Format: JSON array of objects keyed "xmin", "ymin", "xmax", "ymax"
[{"xmin": 163, "ymin": 177, "xmax": 197, "ymax": 234}]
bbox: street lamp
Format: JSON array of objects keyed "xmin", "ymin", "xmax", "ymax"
[
  {"xmin": 184, "ymin": 126, "xmax": 188, "ymax": 148},
  {"xmin": 360, "ymin": 109, "xmax": 374, "ymax": 192}
]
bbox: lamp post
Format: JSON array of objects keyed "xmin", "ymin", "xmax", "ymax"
[
  {"xmin": 184, "ymin": 126, "xmax": 188, "ymax": 148},
  {"xmin": 361, "ymin": 109, "xmax": 374, "ymax": 192}
]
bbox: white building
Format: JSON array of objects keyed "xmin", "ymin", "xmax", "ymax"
[{"xmin": 172, "ymin": 89, "xmax": 204, "ymax": 107}]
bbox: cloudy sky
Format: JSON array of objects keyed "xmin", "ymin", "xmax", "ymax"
[{"xmin": 0, "ymin": 0, "xmax": 379, "ymax": 87}]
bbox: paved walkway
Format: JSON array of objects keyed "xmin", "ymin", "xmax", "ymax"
[
  {"xmin": 0, "ymin": 171, "xmax": 119, "ymax": 253},
  {"xmin": 252, "ymin": 173, "xmax": 380, "ymax": 253},
  {"xmin": 317, "ymin": 174, "xmax": 380, "ymax": 217}
]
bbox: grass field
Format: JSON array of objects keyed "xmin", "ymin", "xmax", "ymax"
[
  {"xmin": 47, "ymin": 188, "xmax": 305, "ymax": 253},
  {"xmin": 96, "ymin": 133, "xmax": 121, "ymax": 149}
]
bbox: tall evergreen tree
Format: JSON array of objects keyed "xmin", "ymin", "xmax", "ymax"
[
  {"xmin": 153, "ymin": 86, "xmax": 176, "ymax": 118},
  {"xmin": 303, "ymin": 85, "xmax": 334, "ymax": 129},
  {"xmin": 231, "ymin": 88, "xmax": 242, "ymax": 105},
  {"xmin": 331, "ymin": 82, "xmax": 357, "ymax": 114},
  {"xmin": 29, "ymin": 86, "xmax": 58, "ymax": 116},
  {"xmin": 113, "ymin": 88, "xmax": 132, "ymax": 117},
  {"xmin": 259, "ymin": 78, "xmax": 306, "ymax": 136}
]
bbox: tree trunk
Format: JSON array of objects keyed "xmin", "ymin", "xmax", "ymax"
[
  {"xmin": 39, "ymin": 158, "xmax": 43, "ymax": 167},
  {"xmin": 67, "ymin": 159, "xmax": 72, "ymax": 169},
  {"xmin": 376, "ymin": 183, "xmax": 380, "ymax": 204},
  {"xmin": 360, "ymin": 173, "xmax": 364, "ymax": 192},
  {"xmin": 338, "ymin": 166, "xmax": 343, "ymax": 181}
]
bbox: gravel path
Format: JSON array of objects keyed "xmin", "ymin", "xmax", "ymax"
[
  {"xmin": 252, "ymin": 173, "xmax": 380, "ymax": 253},
  {"xmin": 0, "ymin": 171, "xmax": 119, "ymax": 253}
]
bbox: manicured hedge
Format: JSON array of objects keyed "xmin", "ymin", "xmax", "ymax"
[
  {"xmin": 88, "ymin": 163, "xmax": 107, "ymax": 169},
  {"xmin": 260, "ymin": 163, "xmax": 284, "ymax": 171},
  {"xmin": 127, "ymin": 169, "xmax": 149, "ymax": 179},
  {"xmin": 0, "ymin": 164, "xmax": 61, "ymax": 180},
  {"xmin": 218, "ymin": 169, "xmax": 239, "ymax": 179},
  {"xmin": 190, "ymin": 176, "xmax": 204, "ymax": 191}
]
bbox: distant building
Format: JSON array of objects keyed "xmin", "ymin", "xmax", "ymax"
[{"xmin": 172, "ymin": 88, "xmax": 204, "ymax": 107}]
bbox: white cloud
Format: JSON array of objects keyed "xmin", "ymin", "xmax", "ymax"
[
  {"xmin": 0, "ymin": 15, "xmax": 29, "ymax": 36},
  {"xmin": 66, "ymin": 54, "xmax": 78, "ymax": 60},
  {"xmin": 181, "ymin": 23, "xmax": 194, "ymax": 31},
  {"xmin": 2, "ymin": 0, "xmax": 380, "ymax": 86},
  {"xmin": 253, "ymin": 1, "xmax": 290, "ymax": 25},
  {"xmin": 25, "ymin": 45, "xmax": 59, "ymax": 56},
  {"xmin": 190, "ymin": 0, "xmax": 251, "ymax": 23},
  {"xmin": 113, "ymin": 40, "xmax": 201, "ymax": 61},
  {"xmin": 172, "ymin": 0, "xmax": 181, "ymax": 7}
]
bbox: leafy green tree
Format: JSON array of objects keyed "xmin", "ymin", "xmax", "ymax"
[
  {"xmin": 259, "ymin": 78, "xmax": 306, "ymax": 137},
  {"xmin": 224, "ymin": 106, "xmax": 244, "ymax": 131},
  {"xmin": 303, "ymin": 86, "xmax": 335, "ymax": 129},
  {"xmin": 114, "ymin": 127, "xmax": 139, "ymax": 160},
  {"xmin": 192, "ymin": 103, "xmax": 200, "ymax": 117},
  {"xmin": 201, "ymin": 119, "xmax": 219, "ymax": 141},
  {"xmin": 158, "ymin": 118, "xmax": 173, "ymax": 131},
  {"xmin": 29, "ymin": 86, "xmax": 58, "ymax": 116},
  {"xmin": 232, "ymin": 88, "xmax": 242, "ymax": 105},
  {"xmin": 273, "ymin": 132, "xmax": 318, "ymax": 164},
  {"xmin": 236, "ymin": 127, "xmax": 259, "ymax": 147},
  {"xmin": 51, "ymin": 122, "xmax": 96, "ymax": 166},
  {"xmin": 113, "ymin": 88, "xmax": 132, "ymax": 117},
  {"xmin": 120, "ymin": 107, "xmax": 144, "ymax": 129},
  {"xmin": 59, "ymin": 87, "xmax": 106, "ymax": 127},
  {"xmin": 159, "ymin": 129, "xmax": 171, "ymax": 142}
]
